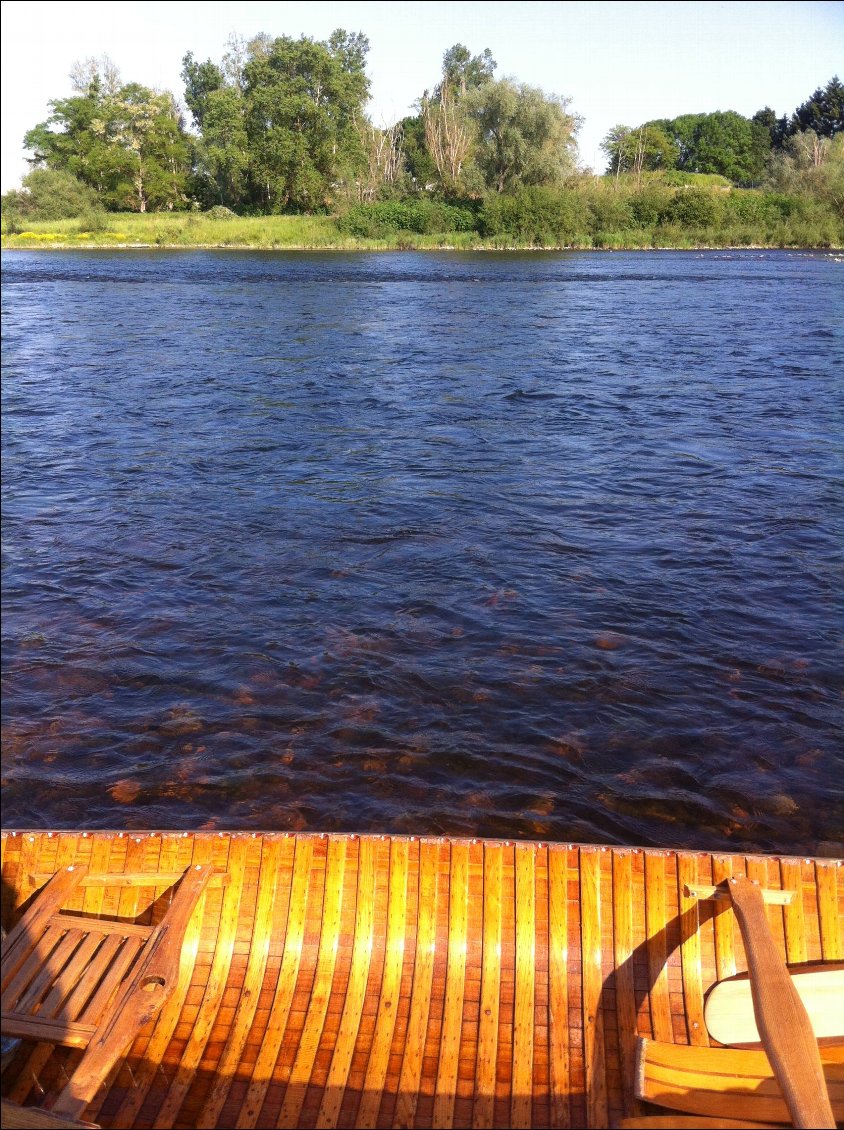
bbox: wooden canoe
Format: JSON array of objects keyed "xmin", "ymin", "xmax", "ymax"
[{"xmin": 1, "ymin": 829, "xmax": 841, "ymax": 1129}]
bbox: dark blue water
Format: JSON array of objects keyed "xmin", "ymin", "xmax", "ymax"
[{"xmin": 2, "ymin": 249, "xmax": 842, "ymax": 852}]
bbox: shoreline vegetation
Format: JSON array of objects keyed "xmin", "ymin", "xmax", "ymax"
[
  {"xmin": 3, "ymin": 176, "xmax": 842, "ymax": 251},
  {"xmin": 1, "ymin": 32, "xmax": 841, "ymax": 251}
]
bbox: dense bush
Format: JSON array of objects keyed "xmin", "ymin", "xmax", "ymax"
[
  {"xmin": 479, "ymin": 186, "xmax": 590, "ymax": 244},
  {"xmin": 2, "ymin": 168, "xmax": 102, "ymax": 222},
  {"xmin": 338, "ymin": 200, "xmax": 477, "ymax": 238}
]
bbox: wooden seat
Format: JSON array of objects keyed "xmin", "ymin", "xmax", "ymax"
[
  {"xmin": 634, "ymin": 1037, "xmax": 844, "ymax": 1124},
  {"xmin": 1, "ymin": 863, "xmax": 213, "ymax": 1123}
]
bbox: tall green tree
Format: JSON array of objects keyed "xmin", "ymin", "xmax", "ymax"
[
  {"xmin": 24, "ymin": 59, "xmax": 189, "ymax": 210},
  {"xmin": 649, "ymin": 111, "xmax": 770, "ymax": 183},
  {"xmin": 601, "ymin": 124, "xmax": 678, "ymax": 176},
  {"xmin": 467, "ymin": 80, "xmax": 579, "ymax": 193},
  {"xmin": 789, "ymin": 76, "xmax": 843, "ymax": 137}
]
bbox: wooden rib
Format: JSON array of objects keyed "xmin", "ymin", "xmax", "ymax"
[
  {"xmin": 816, "ymin": 861, "xmax": 842, "ymax": 961},
  {"xmin": 110, "ymin": 833, "xmax": 214, "ymax": 1130},
  {"xmin": 711, "ymin": 856, "xmax": 736, "ymax": 980},
  {"xmin": 432, "ymin": 840, "xmax": 469, "ymax": 1130},
  {"xmin": 548, "ymin": 844, "xmax": 570, "ymax": 1130},
  {"xmin": 395, "ymin": 839, "xmax": 441, "ymax": 1129},
  {"xmin": 677, "ymin": 855, "xmax": 708, "ymax": 1047},
  {"xmin": 780, "ymin": 859, "xmax": 808, "ymax": 965},
  {"xmin": 580, "ymin": 847, "xmax": 607, "ymax": 1130},
  {"xmin": 319, "ymin": 836, "xmax": 378, "ymax": 1129},
  {"xmin": 644, "ymin": 853, "xmax": 672, "ymax": 1043},
  {"xmin": 356, "ymin": 838, "xmax": 409, "ymax": 1130},
  {"xmin": 510, "ymin": 842, "xmax": 535, "ymax": 1130},
  {"xmin": 235, "ymin": 835, "xmax": 313, "ymax": 1130},
  {"xmin": 472, "ymin": 842, "xmax": 503, "ymax": 1130},
  {"xmin": 276, "ymin": 835, "xmax": 348, "ymax": 1129},
  {"xmin": 613, "ymin": 850, "xmax": 641, "ymax": 1120},
  {"xmin": 196, "ymin": 835, "xmax": 290, "ymax": 1129},
  {"xmin": 153, "ymin": 836, "xmax": 248, "ymax": 1129}
]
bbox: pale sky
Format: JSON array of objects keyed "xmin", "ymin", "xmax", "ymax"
[{"xmin": 1, "ymin": 0, "xmax": 842, "ymax": 191}]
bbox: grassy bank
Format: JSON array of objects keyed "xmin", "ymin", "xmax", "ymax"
[{"xmin": 2, "ymin": 196, "xmax": 842, "ymax": 251}]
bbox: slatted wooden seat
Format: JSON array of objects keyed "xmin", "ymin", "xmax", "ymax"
[
  {"xmin": 1, "ymin": 863, "xmax": 213, "ymax": 1123},
  {"xmin": 634, "ymin": 1037, "xmax": 844, "ymax": 1124}
]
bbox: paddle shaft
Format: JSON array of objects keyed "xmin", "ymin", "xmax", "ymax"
[{"xmin": 728, "ymin": 876, "xmax": 835, "ymax": 1128}]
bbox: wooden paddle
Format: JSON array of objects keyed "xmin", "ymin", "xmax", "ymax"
[{"xmin": 728, "ymin": 875, "xmax": 835, "ymax": 1129}]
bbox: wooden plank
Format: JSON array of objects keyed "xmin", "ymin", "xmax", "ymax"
[
  {"xmin": 636, "ymin": 1037, "xmax": 844, "ymax": 1122},
  {"xmin": 548, "ymin": 844, "xmax": 570, "ymax": 1130},
  {"xmin": 432, "ymin": 840, "xmax": 469, "ymax": 1130},
  {"xmin": 53, "ymin": 862, "xmax": 216, "ymax": 1122},
  {"xmin": 677, "ymin": 855, "xmax": 709, "ymax": 1047},
  {"xmin": 195, "ymin": 835, "xmax": 290, "ymax": 1129},
  {"xmin": 395, "ymin": 840, "xmax": 440, "ymax": 1129},
  {"xmin": 620, "ymin": 1118, "xmax": 783, "ymax": 1129},
  {"xmin": 2, "ymin": 866, "xmax": 86, "ymax": 979},
  {"xmin": 58, "ymin": 934, "xmax": 124, "ymax": 1021},
  {"xmin": 77, "ymin": 935, "xmax": 144, "ymax": 1023},
  {"xmin": 235, "ymin": 836, "xmax": 313, "ymax": 1130},
  {"xmin": 780, "ymin": 859, "xmax": 808, "ymax": 965},
  {"xmin": 644, "ymin": 853, "xmax": 672, "ymax": 1043},
  {"xmin": 151, "ymin": 840, "xmax": 247, "ymax": 1129},
  {"xmin": 30, "ymin": 871, "xmax": 227, "ymax": 889},
  {"xmin": 685, "ymin": 885, "xmax": 794, "ymax": 906},
  {"xmin": 319, "ymin": 837, "xmax": 378, "ymax": 1129},
  {"xmin": 92, "ymin": 835, "xmax": 210, "ymax": 1129},
  {"xmin": 580, "ymin": 847, "xmax": 608, "ymax": 1130},
  {"xmin": 355, "ymin": 837, "xmax": 410, "ymax": 1130},
  {"xmin": 727, "ymin": 876, "xmax": 835, "ymax": 1127},
  {"xmin": 0, "ymin": 1011, "xmax": 96, "ymax": 1046},
  {"xmin": 41, "ymin": 914, "xmax": 153, "ymax": 939},
  {"xmin": 0, "ymin": 1099, "xmax": 99, "ymax": 1129},
  {"xmin": 711, "ymin": 857, "xmax": 736, "ymax": 980},
  {"xmin": 16, "ymin": 930, "xmax": 86, "ymax": 1014},
  {"xmin": 276, "ymin": 835, "xmax": 348, "ymax": 1129},
  {"xmin": 39, "ymin": 931, "xmax": 105, "ymax": 1017},
  {"xmin": 472, "ymin": 842, "xmax": 503, "ymax": 1130},
  {"xmin": 2, "ymin": 924, "xmax": 66, "ymax": 1009},
  {"xmin": 612, "ymin": 850, "xmax": 641, "ymax": 1121},
  {"xmin": 705, "ymin": 963, "xmax": 844, "ymax": 1045},
  {"xmin": 510, "ymin": 842, "xmax": 535, "ymax": 1130},
  {"xmin": 816, "ymin": 861, "xmax": 842, "ymax": 961}
]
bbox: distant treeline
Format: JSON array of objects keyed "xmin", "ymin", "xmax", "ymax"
[{"xmin": 2, "ymin": 31, "xmax": 842, "ymax": 244}]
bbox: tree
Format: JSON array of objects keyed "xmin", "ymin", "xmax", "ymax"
[
  {"xmin": 650, "ymin": 111, "xmax": 770, "ymax": 183},
  {"xmin": 790, "ymin": 76, "xmax": 843, "ymax": 138},
  {"xmin": 437, "ymin": 44, "xmax": 496, "ymax": 98},
  {"xmin": 467, "ymin": 79, "xmax": 579, "ymax": 193},
  {"xmin": 354, "ymin": 119, "xmax": 405, "ymax": 201},
  {"xmin": 752, "ymin": 106, "xmax": 788, "ymax": 150},
  {"xmin": 601, "ymin": 123, "xmax": 678, "ymax": 177},
  {"xmin": 422, "ymin": 84, "xmax": 476, "ymax": 194},
  {"xmin": 24, "ymin": 59, "xmax": 190, "ymax": 210}
]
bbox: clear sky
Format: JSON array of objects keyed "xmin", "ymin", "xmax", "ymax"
[{"xmin": 1, "ymin": 0, "xmax": 842, "ymax": 191}]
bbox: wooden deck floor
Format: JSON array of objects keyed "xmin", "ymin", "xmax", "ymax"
[{"xmin": 1, "ymin": 830, "xmax": 842, "ymax": 1128}]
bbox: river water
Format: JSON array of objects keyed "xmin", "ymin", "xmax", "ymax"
[{"xmin": 1, "ymin": 249, "xmax": 842, "ymax": 852}]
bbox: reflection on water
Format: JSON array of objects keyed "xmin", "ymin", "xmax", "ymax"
[{"xmin": 1, "ymin": 249, "xmax": 842, "ymax": 852}]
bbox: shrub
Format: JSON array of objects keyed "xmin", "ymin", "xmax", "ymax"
[
  {"xmin": 664, "ymin": 188, "xmax": 721, "ymax": 227},
  {"xmin": 3, "ymin": 169, "xmax": 102, "ymax": 220},
  {"xmin": 479, "ymin": 186, "xmax": 590, "ymax": 244},
  {"xmin": 337, "ymin": 200, "xmax": 477, "ymax": 238}
]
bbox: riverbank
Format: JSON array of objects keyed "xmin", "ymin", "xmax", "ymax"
[{"xmin": 3, "ymin": 210, "xmax": 842, "ymax": 251}]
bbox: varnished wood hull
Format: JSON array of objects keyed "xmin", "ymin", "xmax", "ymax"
[{"xmin": 1, "ymin": 830, "xmax": 842, "ymax": 1128}]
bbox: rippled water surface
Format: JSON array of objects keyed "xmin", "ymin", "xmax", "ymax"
[{"xmin": 2, "ymin": 249, "xmax": 842, "ymax": 851}]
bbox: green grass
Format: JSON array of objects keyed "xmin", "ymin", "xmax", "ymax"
[{"xmin": 2, "ymin": 206, "xmax": 840, "ymax": 251}]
